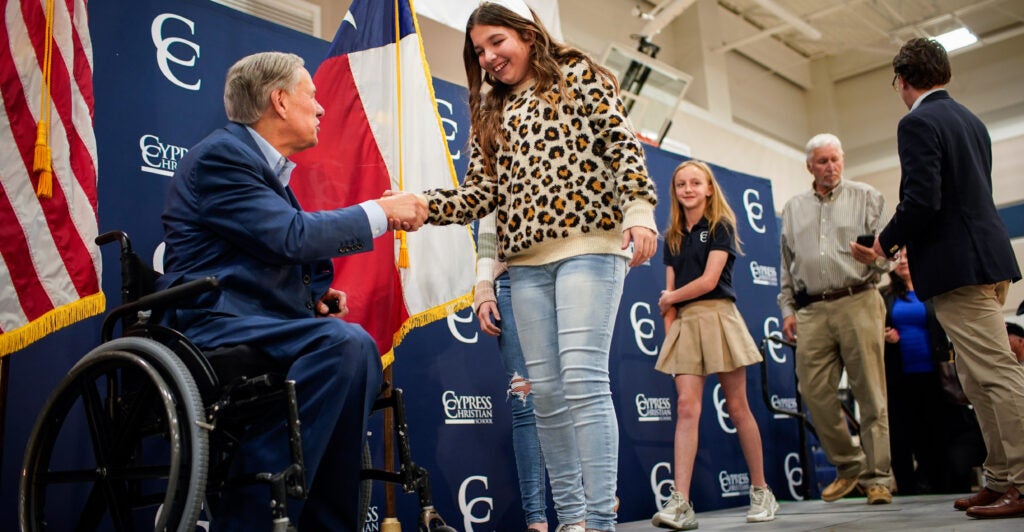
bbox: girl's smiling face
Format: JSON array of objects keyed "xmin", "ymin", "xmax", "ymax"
[
  {"xmin": 674, "ymin": 165, "xmax": 712, "ymax": 213},
  {"xmin": 470, "ymin": 24, "xmax": 534, "ymax": 87}
]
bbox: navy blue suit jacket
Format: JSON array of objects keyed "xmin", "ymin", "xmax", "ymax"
[
  {"xmin": 160, "ymin": 122, "xmax": 374, "ymax": 339},
  {"xmin": 159, "ymin": 123, "xmax": 385, "ymax": 529},
  {"xmin": 879, "ymin": 91, "xmax": 1020, "ymax": 300}
]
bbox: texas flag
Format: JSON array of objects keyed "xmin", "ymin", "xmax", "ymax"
[{"xmin": 290, "ymin": 0, "xmax": 476, "ymax": 366}]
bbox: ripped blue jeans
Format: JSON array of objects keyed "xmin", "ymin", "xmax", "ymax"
[
  {"xmin": 496, "ymin": 272, "xmax": 548, "ymax": 525},
  {"xmin": 509, "ymin": 254, "xmax": 626, "ymax": 531}
]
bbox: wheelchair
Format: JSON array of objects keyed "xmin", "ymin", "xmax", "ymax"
[{"xmin": 20, "ymin": 231, "xmax": 454, "ymax": 532}]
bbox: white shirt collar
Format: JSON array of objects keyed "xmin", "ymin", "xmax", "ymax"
[
  {"xmin": 910, "ymin": 88, "xmax": 946, "ymax": 112},
  {"xmin": 244, "ymin": 125, "xmax": 296, "ymax": 186}
]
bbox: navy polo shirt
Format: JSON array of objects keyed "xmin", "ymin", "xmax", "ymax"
[{"xmin": 663, "ymin": 217, "xmax": 737, "ymax": 307}]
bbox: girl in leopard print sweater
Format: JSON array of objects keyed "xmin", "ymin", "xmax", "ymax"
[{"xmin": 419, "ymin": 2, "xmax": 658, "ymax": 531}]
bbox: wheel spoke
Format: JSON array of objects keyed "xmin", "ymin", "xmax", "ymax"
[
  {"xmin": 35, "ymin": 468, "xmax": 101, "ymax": 484},
  {"xmin": 78, "ymin": 372, "xmax": 116, "ymax": 470},
  {"xmin": 77, "ymin": 368, "xmax": 135, "ymax": 530},
  {"xmin": 112, "ymin": 376, "xmax": 162, "ymax": 449},
  {"xmin": 75, "ymin": 485, "xmax": 112, "ymax": 532}
]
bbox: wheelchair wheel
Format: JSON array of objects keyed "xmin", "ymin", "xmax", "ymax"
[
  {"xmin": 21, "ymin": 337, "xmax": 208, "ymax": 531},
  {"xmin": 358, "ymin": 440, "xmax": 373, "ymax": 530}
]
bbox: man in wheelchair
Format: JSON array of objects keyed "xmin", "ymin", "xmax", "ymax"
[{"xmin": 159, "ymin": 51, "xmax": 427, "ymax": 530}]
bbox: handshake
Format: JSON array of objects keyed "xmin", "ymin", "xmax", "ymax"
[{"xmin": 375, "ymin": 190, "xmax": 429, "ymax": 231}]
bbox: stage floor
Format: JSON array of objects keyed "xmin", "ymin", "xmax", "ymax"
[{"xmin": 618, "ymin": 493, "xmax": 1022, "ymax": 531}]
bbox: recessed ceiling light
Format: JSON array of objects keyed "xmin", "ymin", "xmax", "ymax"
[{"xmin": 933, "ymin": 27, "xmax": 978, "ymax": 52}]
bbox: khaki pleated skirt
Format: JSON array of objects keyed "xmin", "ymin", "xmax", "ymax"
[{"xmin": 655, "ymin": 298, "xmax": 762, "ymax": 376}]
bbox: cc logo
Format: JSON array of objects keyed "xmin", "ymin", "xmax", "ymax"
[
  {"xmin": 743, "ymin": 189, "xmax": 767, "ymax": 234},
  {"xmin": 446, "ymin": 307, "xmax": 478, "ymax": 344},
  {"xmin": 151, "ymin": 13, "xmax": 201, "ymax": 91},
  {"xmin": 458, "ymin": 475, "xmax": 492, "ymax": 531}
]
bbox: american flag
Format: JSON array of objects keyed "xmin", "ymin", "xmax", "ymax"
[
  {"xmin": 0, "ymin": 0, "xmax": 104, "ymax": 357},
  {"xmin": 290, "ymin": 0, "xmax": 476, "ymax": 366}
]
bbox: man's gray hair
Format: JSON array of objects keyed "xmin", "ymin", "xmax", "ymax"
[
  {"xmin": 805, "ymin": 133, "xmax": 843, "ymax": 161},
  {"xmin": 224, "ymin": 52, "xmax": 305, "ymax": 125}
]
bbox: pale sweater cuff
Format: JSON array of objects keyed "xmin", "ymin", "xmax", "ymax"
[
  {"xmin": 473, "ymin": 280, "xmax": 496, "ymax": 312},
  {"xmin": 622, "ymin": 202, "xmax": 657, "ymax": 232}
]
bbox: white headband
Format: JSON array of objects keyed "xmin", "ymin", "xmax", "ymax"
[{"xmin": 481, "ymin": 0, "xmax": 534, "ymax": 22}]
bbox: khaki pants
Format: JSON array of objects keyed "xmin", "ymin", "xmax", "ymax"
[
  {"xmin": 795, "ymin": 289, "xmax": 892, "ymax": 487},
  {"xmin": 933, "ymin": 281, "xmax": 1024, "ymax": 491}
]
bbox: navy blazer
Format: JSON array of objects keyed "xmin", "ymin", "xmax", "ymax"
[
  {"xmin": 159, "ymin": 122, "xmax": 374, "ymax": 330},
  {"xmin": 879, "ymin": 91, "xmax": 1020, "ymax": 300}
]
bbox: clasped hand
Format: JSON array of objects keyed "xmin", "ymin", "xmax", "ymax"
[
  {"xmin": 657, "ymin": 290, "xmax": 675, "ymax": 315},
  {"xmin": 317, "ymin": 288, "xmax": 349, "ymax": 318},
  {"xmin": 377, "ymin": 190, "xmax": 428, "ymax": 231}
]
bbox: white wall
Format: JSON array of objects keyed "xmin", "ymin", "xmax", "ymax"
[{"xmin": 728, "ymin": 52, "xmax": 809, "ymax": 146}]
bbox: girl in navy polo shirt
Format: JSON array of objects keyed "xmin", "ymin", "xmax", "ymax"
[{"xmin": 651, "ymin": 160, "xmax": 778, "ymax": 530}]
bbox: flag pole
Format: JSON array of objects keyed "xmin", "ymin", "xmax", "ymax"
[
  {"xmin": 393, "ymin": 0, "xmax": 410, "ymax": 269},
  {"xmin": 381, "ymin": 2, "xmax": 402, "ymax": 530},
  {"xmin": 0, "ymin": 356, "xmax": 10, "ymax": 471}
]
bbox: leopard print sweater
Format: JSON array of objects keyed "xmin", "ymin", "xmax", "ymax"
[{"xmin": 425, "ymin": 57, "xmax": 657, "ymax": 266}]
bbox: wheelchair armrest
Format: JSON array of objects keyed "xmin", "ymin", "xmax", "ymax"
[{"xmin": 101, "ymin": 276, "xmax": 219, "ymax": 342}]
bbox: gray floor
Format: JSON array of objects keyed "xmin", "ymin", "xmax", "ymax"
[{"xmin": 618, "ymin": 494, "xmax": 1024, "ymax": 531}]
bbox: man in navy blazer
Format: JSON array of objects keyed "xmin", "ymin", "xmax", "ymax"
[
  {"xmin": 160, "ymin": 52, "xmax": 427, "ymax": 531},
  {"xmin": 869, "ymin": 38, "xmax": 1024, "ymax": 519}
]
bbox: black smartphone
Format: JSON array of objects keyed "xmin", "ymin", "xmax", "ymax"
[{"xmin": 856, "ymin": 234, "xmax": 875, "ymax": 247}]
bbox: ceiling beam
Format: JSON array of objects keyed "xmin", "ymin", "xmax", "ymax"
[
  {"xmin": 714, "ymin": 1, "xmax": 856, "ymax": 54},
  {"xmin": 747, "ymin": 0, "xmax": 820, "ymax": 40},
  {"xmin": 635, "ymin": 0, "xmax": 698, "ymax": 40}
]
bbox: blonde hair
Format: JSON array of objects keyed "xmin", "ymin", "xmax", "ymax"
[
  {"xmin": 224, "ymin": 52, "xmax": 304, "ymax": 125},
  {"xmin": 664, "ymin": 160, "xmax": 743, "ymax": 255},
  {"xmin": 462, "ymin": 3, "xmax": 618, "ymax": 174}
]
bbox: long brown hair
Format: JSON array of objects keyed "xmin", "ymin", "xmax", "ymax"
[
  {"xmin": 463, "ymin": 4, "xmax": 618, "ymax": 174},
  {"xmin": 665, "ymin": 160, "xmax": 743, "ymax": 256}
]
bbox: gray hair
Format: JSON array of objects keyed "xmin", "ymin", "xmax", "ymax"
[
  {"xmin": 804, "ymin": 133, "xmax": 843, "ymax": 161},
  {"xmin": 223, "ymin": 52, "xmax": 305, "ymax": 124}
]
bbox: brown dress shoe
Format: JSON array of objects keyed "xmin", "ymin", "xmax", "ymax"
[
  {"xmin": 966, "ymin": 487, "xmax": 1024, "ymax": 519},
  {"xmin": 821, "ymin": 476, "xmax": 860, "ymax": 502},
  {"xmin": 866, "ymin": 485, "xmax": 893, "ymax": 505},
  {"xmin": 954, "ymin": 487, "xmax": 1005, "ymax": 511}
]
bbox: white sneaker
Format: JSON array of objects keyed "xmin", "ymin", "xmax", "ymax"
[
  {"xmin": 747, "ymin": 485, "xmax": 779, "ymax": 523},
  {"xmin": 651, "ymin": 491, "xmax": 698, "ymax": 530},
  {"xmin": 554, "ymin": 525, "xmax": 585, "ymax": 532}
]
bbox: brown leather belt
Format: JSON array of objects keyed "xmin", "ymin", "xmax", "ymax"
[{"xmin": 806, "ymin": 282, "xmax": 875, "ymax": 304}]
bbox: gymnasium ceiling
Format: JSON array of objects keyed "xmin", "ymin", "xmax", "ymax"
[{"xmin": 636, "ymin": 0, "xmax": 1024, "ymax": 83}]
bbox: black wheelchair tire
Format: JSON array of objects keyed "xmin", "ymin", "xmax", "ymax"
[
  {"xmin": 358, "ymin": 440, "xmax": 372, "ymax": 530},
  {"xmin": 20, "ymin": 337, "xmax": 208, "ymax": 531}
]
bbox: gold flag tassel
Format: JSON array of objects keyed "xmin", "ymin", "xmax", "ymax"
[
  {"xmin": 34, "ymin": 0, "xmax": 57, "ymax": 199},
  {"xmin": 396, "ymin": 230, "xmax": 409, "ymax": 268},
  {"xmin": 33, "ymin": 122, "xmax": 53, "ymax": 198}
]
